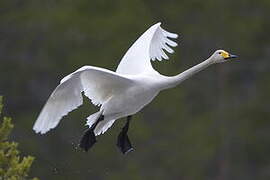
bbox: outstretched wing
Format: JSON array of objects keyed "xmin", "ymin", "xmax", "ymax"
[
  {"xmin": 116, "ymin": 22, "xmax": 178, "ymax": 75},
  {"xmin": 33, "ymin": 66, "xmax": 134, "ymax": 134}
]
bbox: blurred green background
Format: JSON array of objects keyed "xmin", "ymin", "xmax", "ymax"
[{"xmin": 0, "ymin": 0, "xmax": 270, "ymax": 179}]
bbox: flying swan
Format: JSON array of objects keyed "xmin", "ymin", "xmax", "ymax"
[{"xmin": 33, "ymin": 22, "xmax": 237, "ymax": 154}]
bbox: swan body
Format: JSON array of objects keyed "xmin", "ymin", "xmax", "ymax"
[{"xmin": 33, "ymin": 22, "xmax": 237, "ymax": 150}]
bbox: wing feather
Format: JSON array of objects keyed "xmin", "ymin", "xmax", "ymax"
[
  {"xmin": 33, "ymin": 66, "xmax": 133, "ymax": 134},
  {"xmin": 33, "ymin": 75, "xmax": 83, "ymax": 134},
  {"xmin": 116, "ymin": 22, "xmax": 178, "ymax": 75}
]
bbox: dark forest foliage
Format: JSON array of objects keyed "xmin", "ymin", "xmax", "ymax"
[{"xmin": 0, "ymin": 97, "xmax": 38, "ymax": 180}]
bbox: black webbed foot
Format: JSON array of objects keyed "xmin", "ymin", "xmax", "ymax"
[
  {"xmin": 79, "ymin": 115, "xmax": 104, "ymax": 151},
  {"xmin": 116, "ymin": 116, "xmax": 134, "ymax": 154},
  {"xmin": 79, "ymin": 128, "xmax": 96, "ymax": 152},
  {"xmin": 117, "ymin": 130, "xmax": 134, "ymax": 154}
]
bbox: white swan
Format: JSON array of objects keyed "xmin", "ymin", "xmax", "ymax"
[{"xmin": 33, "ymin": 22, "xmax": 237, "ymax": 154}]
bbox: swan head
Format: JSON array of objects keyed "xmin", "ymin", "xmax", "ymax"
[{"xmin": 211, "ymin": 50, "xmax": 238, "ymax": 63}]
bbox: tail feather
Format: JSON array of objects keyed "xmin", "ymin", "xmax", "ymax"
[
  {"xmin": 94, "ymin": 119, "xmax": 116, "ymax": 136},
  {"xmin": 86, "ymin": 111, "xmax": 115, "ymax": 136},
  {"xmin": 86, "ymin": 111, "xmax": 102, "ymax": 128}
]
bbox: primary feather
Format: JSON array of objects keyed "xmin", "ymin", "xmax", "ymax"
[{"xmin": 116, "ymin": 22, "xmax": 178, "ymax": 75}]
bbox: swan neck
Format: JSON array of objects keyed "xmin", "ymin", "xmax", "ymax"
[{"xmin": 161, "ymin": 58, "xmax": 214, "ymax": 90}]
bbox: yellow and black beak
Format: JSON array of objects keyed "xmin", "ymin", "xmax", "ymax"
[
  {"xmin": 221, "ymin": 51, "xmax": 238, "ymax": 60},
  {"xmin": 225, "ymin": 54, "xmax": 238, "ymax": 60}
]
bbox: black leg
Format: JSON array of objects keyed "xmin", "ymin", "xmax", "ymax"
[
  {"xmin": 117, "ymin": 116, "xmax": 134, "ymax": 154},
  {"xmin": 79, "ymin": 115, "xmax": 104, "ymax": 152}
]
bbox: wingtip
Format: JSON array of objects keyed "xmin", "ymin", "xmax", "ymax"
[
  {"xmin": 151, "ymin": 22, "xmax": 161, "ymax": 28},
  {"xmin": 33, "ymin": 125, "xmax": 49, "ymax": 135},
  {"xmin": 172, "ymin": 33, "xmax": 179, "ymax": 39},
  {"xmin": 33, "ymin": 129, "xmax": 41, "ymax": 134},
  {"xmin": 33, "ymin": 128, "xmax": 41, "ymax": 134}
]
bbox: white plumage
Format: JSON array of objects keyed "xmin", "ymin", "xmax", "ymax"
[
  {"xmin": 33, "ymin": 22, "xmax": 237, "ymax": 137},
  {"xmin": 116, "ymin": 22, "xmax": 177, "ymax": 75}
]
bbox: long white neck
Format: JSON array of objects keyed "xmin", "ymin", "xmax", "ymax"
[{"xmin": 159, "ymin": 57, "xmax": 214, "ymax": 90}]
